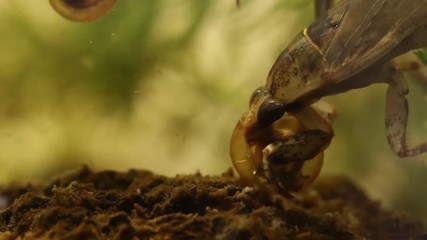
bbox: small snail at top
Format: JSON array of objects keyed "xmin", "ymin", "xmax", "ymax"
[
  {"xmin": 230, "ymin": 0, "xmax": 427, "ymax": 198},
  {"xmin": 50, "ymin": 0, "xmax": 117, "ymax": 22}
]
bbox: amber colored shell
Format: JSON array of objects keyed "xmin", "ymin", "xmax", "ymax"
[{"xmin": 50, "ymin": 0, "xmax": 117, "ymax": 22}]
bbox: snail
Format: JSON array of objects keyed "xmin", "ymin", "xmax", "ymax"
[{"xmin": 50, "ymin": 0, "xmax": 117, "ymax": 22}]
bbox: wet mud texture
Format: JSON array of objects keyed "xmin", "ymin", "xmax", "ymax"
[{"xmin": 0, "ymin": 166, "xmax": 425, "ymax": 240}]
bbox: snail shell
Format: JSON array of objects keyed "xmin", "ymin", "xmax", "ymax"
[{"xmin": 50, "ymin": 0, "xmax": 117, "ymax": 22}]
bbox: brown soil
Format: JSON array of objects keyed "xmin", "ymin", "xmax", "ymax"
[{"xmin": 0, "ymin": 166, "xmax": 425, "ymax": 240}]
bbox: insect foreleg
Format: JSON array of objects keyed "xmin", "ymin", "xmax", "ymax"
[
  {"xmin": 263, "ymin": 129, "xmax": 331, "ymax": 164},
  {"xmin": 262, "ymin": 129, "xmax": 329, "ymax": 195},
  {"xmin": 385, "ymin": 67, "xmax": 427, "ymax": 157}
]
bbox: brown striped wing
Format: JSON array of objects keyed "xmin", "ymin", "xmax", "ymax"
[{"xmin": 320, "ymin": 0, "xmax": 427, "ymax": 81}]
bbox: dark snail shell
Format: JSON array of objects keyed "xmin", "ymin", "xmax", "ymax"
[{"xmin": 50, "ymin": 0, "xmax": 117, "ymax": 22}]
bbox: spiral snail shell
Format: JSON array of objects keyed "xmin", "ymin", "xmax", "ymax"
[{"xmin": 50, "ymin": 0, "xmax": 117, "ymax": 22}]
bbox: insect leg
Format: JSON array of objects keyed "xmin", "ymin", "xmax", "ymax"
[
  {"xmin": 385, "ymin": 68, "xmax": 427, "ymax": 157},
  {"xmin": 263, "ymin": 129, "xmax": 331, "ymax": 164},
  {"xmin": 262, "ymin": 130, "xmax": 327, "ymax": 195},
  {"xmin": 394, "ymin": 53, "xmax": 427, "ymax": 89},
  {"xmin": 315, "ymin": 0, "xmax": 334, "ymax": 19}
]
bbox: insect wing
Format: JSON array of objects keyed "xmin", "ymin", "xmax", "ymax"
[{"xmin": 321, "ymin": 0, "xmax": 427, "ymax": 81}]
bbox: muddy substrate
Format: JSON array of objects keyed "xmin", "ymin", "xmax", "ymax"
[{"xmin": 0, "ymin": 166, "xmax": 425, "ymax": 240}]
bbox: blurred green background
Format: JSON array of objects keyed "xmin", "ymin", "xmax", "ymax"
[{"xmin": 0, "ymin": 0, "xmax": 426, "ymax": 223}]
